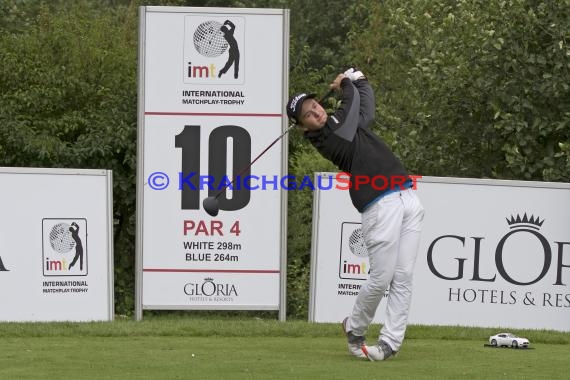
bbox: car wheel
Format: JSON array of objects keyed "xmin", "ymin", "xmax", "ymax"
[
  {"xmin": 491, "ymin": 339, "xmax": 497, "ymax": 346},
  {"xmin": 512, "ymin": 341, "xmax": 518, "ymax": 348}
]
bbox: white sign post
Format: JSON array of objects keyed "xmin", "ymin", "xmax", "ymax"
[
  {"xmin": 0, "ymin": 167, "xmax": 114, "ymax": 322},
  {"xmin": 309, "ymin": 174, "xmax": 570, "ymax": 331},
  {"xmin": 136, "ymin": 6, "xmax": 289, "ymax": 319}
]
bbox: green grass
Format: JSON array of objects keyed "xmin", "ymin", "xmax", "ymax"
[{"xmin": 0, "ymin": 315, "xmax": 568, "ymax": 379}]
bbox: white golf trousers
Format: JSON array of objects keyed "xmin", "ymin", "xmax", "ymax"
[{"xmin": 347, "ymin": 188, "xmax": 424, "ymax": 351}]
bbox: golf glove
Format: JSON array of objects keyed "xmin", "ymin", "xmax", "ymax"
[
  {"xmin": 343, "ymin": 67, "xmax": 366, "ymax": 82},
  {"xmin": 350, "ymin": 70, "xmax": 365, "ymax": 81},
  {"xmin": 344, "ymin": 67, "xmax": 356, "ymax": 77}
]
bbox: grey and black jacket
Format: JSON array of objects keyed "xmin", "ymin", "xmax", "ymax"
[{"xmin": 304, "ymin": 77, "xmax": 410, "ymax": 213}]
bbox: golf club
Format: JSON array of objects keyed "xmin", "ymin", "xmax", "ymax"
[{"xmin": 202, "ymin": 89, "xmax": 335, "ymax": 216}]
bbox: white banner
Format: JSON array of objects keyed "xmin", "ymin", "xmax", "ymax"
[
  {"xmin": 309, "ymin": 174, "xmax": 570, "ymax": 331},
  {"xmin": 0, "ymin": 167, "xmax": 114, "ymax": 322},
  {"xmin": 137, "ymin": 7, "xmax": 289, "ymax": 314}
]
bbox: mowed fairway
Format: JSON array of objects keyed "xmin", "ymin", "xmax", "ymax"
[{"xmin": 0, "ymin": 317, "xmax": 568, "ymax": 379}]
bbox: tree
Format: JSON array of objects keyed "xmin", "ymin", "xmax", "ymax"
[{"xmin": 345, "ymin": 0, "xmax": 569, "ymax": 181}]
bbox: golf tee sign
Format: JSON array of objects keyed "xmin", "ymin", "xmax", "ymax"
[{"xmin": 136, "ymin": 6, "xmax": 289, "ymax": 318}]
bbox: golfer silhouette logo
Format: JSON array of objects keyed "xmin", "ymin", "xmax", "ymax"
[
  {"xmin": 218, "ymin": 20, "xmax": 240, "ymax": 79},
  {"xmin": 68, "ymin": 222, "xmax": 84, "ymax": 271}
]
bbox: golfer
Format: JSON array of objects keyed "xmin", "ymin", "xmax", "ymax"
[
  {"xmin": 286, "ymin": 69, "xmax": 425, "ymax": 361},
  {"xmin": 68, "ymin": 222, "xmax": 84, "ymax": 271},
  {"xmin": 218, "ymin": 20, "xmax": 240, "ymax": 79}
]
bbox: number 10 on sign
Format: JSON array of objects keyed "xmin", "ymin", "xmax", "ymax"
[{"xmin": 175, "ymin": 125, "xmax": 252, "ymax": 212}]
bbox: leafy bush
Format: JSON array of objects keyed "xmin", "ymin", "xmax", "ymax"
[{"xmin": 345, "ymin": 0, "xmax": 569, "ymax": 181}]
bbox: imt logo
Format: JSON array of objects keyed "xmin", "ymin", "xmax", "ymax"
[
  {"xmin": 184, "ymin": 16, "xmax": 245, "ymax": 84},
  {"xmin": 42, "ymin": 218, "xmax": 88, "ymax": 277},
  {"xmin": 339, "ymin": 222, "xmax": 370, "ymax": 280}
]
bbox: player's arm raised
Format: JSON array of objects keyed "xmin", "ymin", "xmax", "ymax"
[{"xmin": 328, "ymin": 73, "xmax": 360, "ymax": 142}]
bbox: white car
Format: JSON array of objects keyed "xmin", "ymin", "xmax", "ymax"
[{"xmin": 489, "ymin": 333, "xmax": 529, "ymax": 348}]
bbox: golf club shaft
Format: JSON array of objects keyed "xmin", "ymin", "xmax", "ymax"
[
  {"xmin": 210, "ymin": 125, "xmax": 294, "ymax": 200},
  {"xmin": 212, "ymin": 88, "xmax": 336, "ymax": 200}
]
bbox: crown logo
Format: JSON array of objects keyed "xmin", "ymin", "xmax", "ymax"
[
  {"xmin": 204, "ymin": 277, "xmax": 214, "ymax": 282},
  {"xmin": 506, "ymin": 213, "xmax": 544, "ymax": 230}
]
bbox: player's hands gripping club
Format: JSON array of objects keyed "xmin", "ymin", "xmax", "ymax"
[{"xmin": 343, "ymin": 67, "xmax": 366, "ymax": 82}]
